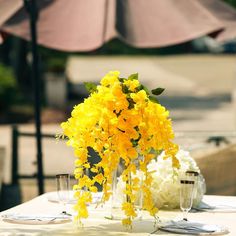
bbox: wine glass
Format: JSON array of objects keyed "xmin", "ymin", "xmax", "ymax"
[
  {"xmin": 179, "ymin": 177, "xmax": 195, "ymax": 221},
  {"xmin": 185, "ymin": 170, "xmax": 199, "ymax": 201},
  {"xmin": 56, "ymin": 174, "xmax": 70, "ymax": 215}
]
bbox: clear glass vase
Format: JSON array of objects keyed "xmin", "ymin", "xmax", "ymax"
[{"xmin": 110, "ymin": 160, "xmax": 143, "ymax": 220}]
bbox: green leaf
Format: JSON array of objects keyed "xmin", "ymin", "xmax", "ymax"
[
  {"xmin": 128, "ymin": 73, "xmax": 138, "ymax": 80},
  {"xmin": 127, "ymin": 97, "xmax": 135, "ymax": 109},
  {"xmin": 149, "ymin": 95, "xmax": 159, "ymax": 103},
  {"xmin": 119, "ymin": 77, "xmax": 126, "ymax": 83},
  {"xmin": 139, "ymin": 85, "xmax": 150, "ymax": 95},
  {"xmin": 84, "ymin": 82, "xmax": 97, "ymax": 94},
  {"xmin": 151, "ymin": 87, "xmax": 165, "ymax": 96},
  {"xmin": 122, "ymin": 84, "xmax": 129, "ymax": 94}
]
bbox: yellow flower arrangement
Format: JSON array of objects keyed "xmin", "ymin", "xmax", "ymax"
[{"xmin": 61, "ymin": 71, "xmax": 179, "ymax": 226}]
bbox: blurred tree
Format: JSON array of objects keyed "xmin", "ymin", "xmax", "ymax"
[
  {"xmin": 224, "ymin": 0, "xmax": 236, "ymax": 8},
  {"xmin": 0, "ymin": 37, "xmax": 31, "ymax": 97},
  {"xmin": 94, "ymin": 39, "xmax": 192, "ymax": 55},
  {"xmin": 0, "ymin": 37, "xmax": 12, "ymax": 65},
  {"xmin": 0, "ymin": 63, "xmax": 17, "ymax": 112},
  {"xmin": 13, "ymin": 38, "xmax": 32, "ymax": 93},
  {"xmin": 39, "ymin": 48, "xmax": 68, "ymax": 73}
]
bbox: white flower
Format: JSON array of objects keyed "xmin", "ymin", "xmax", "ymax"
[
  {"xmin": 116, "ymin": 149, "xmax": 206, "ymax": 210},
  {"xmin": 149, "ymin": 149, "xmax": 205, "ymax": 209}
]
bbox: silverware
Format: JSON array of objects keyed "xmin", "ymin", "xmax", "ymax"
[
  {"xmin": 149, "ymin": 227, "xmax": 160, "ymax": 234},
  {"xmin": 2, "ymin": 214, "xmax": 69, "ymax": 221},
  {"xmin": 150, "ymin": 220, "xmax": 216, "ymax": 234}
]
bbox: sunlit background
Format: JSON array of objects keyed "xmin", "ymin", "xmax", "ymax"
[{"xmin": 1, "ymin": 0, "xmax": 236, "ymax": 210}]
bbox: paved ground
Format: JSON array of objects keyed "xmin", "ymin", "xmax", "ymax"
[{"xmin": 1, "ymin": 54, "xmax": 236, "ymax": 203}]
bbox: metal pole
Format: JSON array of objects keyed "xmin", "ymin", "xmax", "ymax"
[
  {"xmin": 24, "ymin": 0, "xmax": 44, "ymax": 194},
  {"xmin": 12, "ymin": 125, "xmax": 19, "ymax": 185}
]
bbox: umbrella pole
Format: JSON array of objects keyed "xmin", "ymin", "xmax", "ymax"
[{"xmin": 24, "ymin": 0, "xmax": 44, "ymax": 194}]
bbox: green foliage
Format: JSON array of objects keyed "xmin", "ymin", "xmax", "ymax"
[
  {"xmin": 0, "ymin": 63, "xmax": 17, "ymax": 110},
  {"xmin": 0, "ymin": 64, "xmax": 16, "ymax": 95},
  {"xmin": 84, "ymin": 82, "xmax": 97, "ymax": 94},
  {"xmin": 46, "ymin": 57, "xmax": 67, "ymax": 73},
  {"xmin": 224, "ymin": 0, "xmax": 236, "ymax": 8},
  {"xmin": 151, "ymin": 88, "xmax": 165, "ymax": 96},
  {"xmin": 148, "ymin": 96, "xmax": 158, "ymax": 103},
  {"xmin": 98, "ymin": 39, "xmax": 192, "ymax": 55},
  {"xmin": 128, "ymin": 73, "xmax": 138, "ymax": 80},
  {"xmin": 39, "ymin": 47, "xmax": 68, "ymax": 72}
]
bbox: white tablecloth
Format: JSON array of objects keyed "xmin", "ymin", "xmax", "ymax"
[{"xmin": 0, "ymin": 193, "xmax": 235, "ymax": 235}]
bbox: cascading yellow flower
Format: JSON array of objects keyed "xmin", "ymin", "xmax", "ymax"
[{"xmin": 60, "ymin": 71, "xmax": 179, "ymax": 226}]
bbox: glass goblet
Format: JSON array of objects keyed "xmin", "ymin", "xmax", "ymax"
[
  {"xmin": 180, "ymin": 179, "xmax": 195, "ymax": 221},
  {"xmin": 56, "ymin": 173, "xmax": 70, "ymax": 215},
  {"xmin": 185, "ymin": 170, "xmax": 199, "ymax": 200}
]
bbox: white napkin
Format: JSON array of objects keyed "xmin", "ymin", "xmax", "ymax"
[
  {"xmin": 194, "ymin": 201, "xmax": 236, "ymax": 213},
  {"xmin": 1, "ymin": 213, "xmax": 71, "ymax": 225},
  {"xmin": 158, "ymin": 220, "xmax": 228, "ymax": 235}
]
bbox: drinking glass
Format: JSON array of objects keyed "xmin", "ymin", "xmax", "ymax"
[
  {"xmin": 56, "ymin": 174, "xmax": 70, "ymax": 215},
  {"xmin": 185, "ymin": 170, "xmax": 199, "ymax": 199},
  {"xmin": 179, "ymin": 178, "xmax": 195, "ymax": 221}
]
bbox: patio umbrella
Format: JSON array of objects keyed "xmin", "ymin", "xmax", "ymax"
[
  {"xmin": 198, "ymin": 0, "xmax": 236, "ymax": 42},
  {"xmin": 1, "ymin": 0, "xmax": 225, "ymax": 51},
  {"xmin": 0, "ymin": 0, "xmax": 23, "ymax": 43},
  {"xmin": 0, "ymin": 0, "xmax": 233, "ymax": 195}
]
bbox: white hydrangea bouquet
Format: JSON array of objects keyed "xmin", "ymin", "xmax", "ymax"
[
  {"xmin": 117, "ymin": 149, "xmax": 206, "ymax": 209},
  {"xmin": 149, "ymin": 149, "xmax": 206, "ymax": 209}
]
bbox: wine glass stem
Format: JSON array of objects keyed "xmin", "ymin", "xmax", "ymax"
[
  {"xmin": 183, "ymin": 210, "xmax": 188, "ymax": 221},
  {"xmin": 62, "ymin": 202, "xmax": 66, "ymax": 214}
]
